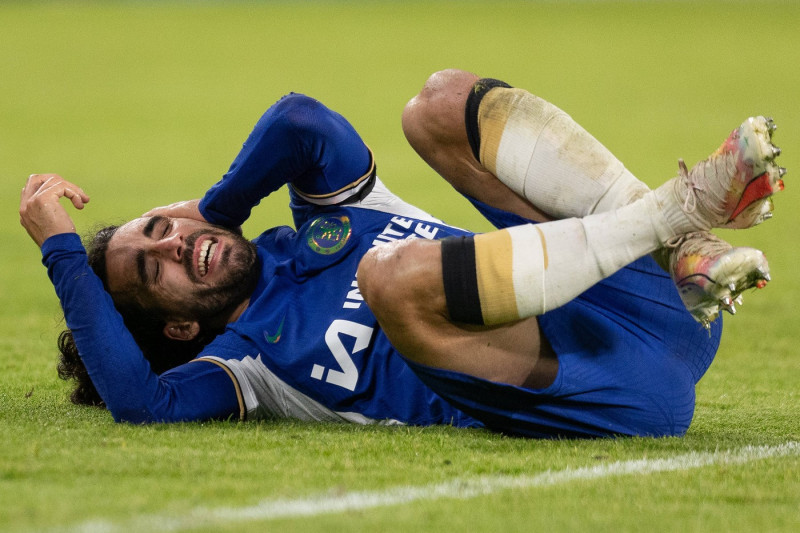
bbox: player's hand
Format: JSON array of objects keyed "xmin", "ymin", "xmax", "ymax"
[
  {"xmin": 144, "ymin": 199, "xmax": 244, "ymax": 235},
  {"xmin": 142, "ymin": 199, "xmax": 242, "ymax": 234},
  {"xmin": 143, "ymin": 199, "xmax": 206, "ymax": 222},
  {"xmin": 20, "ymin": 174, "xmax": 90, "ymax": 248}
]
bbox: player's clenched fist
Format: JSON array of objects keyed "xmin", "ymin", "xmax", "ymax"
[{"xmin": 20, "ymin": 174, "xmax": 90, "ymax": 248}]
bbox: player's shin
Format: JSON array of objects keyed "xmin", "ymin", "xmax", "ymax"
[
  {"xmin": 442, "ymin": 193, "xmax": 675, "ymax": 325},
  {"xmin": 467, "ymin": 79, "xmax": 650, "ymax": 219}
]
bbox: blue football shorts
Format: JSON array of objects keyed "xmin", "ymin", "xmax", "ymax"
[{"xmin": 404, "ymin": 197, "xmax": 722, "ymax": 439}]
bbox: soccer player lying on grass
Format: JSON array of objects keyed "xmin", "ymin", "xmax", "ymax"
[{"xmin": 20, "ymin": 69, "xmax": 785, "ymax": 438}]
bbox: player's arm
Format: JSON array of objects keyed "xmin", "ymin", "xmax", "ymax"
[
  {"xmin": 21, "ymin": 175, "xmax": 241, "ymax": 423},
  {"xmin": 198, "ymin": 93, "xmax": 374, "ymax": 228},
  {"xmin": 143, "ymin": 94, "xmax": 373, "ymax": 227},
  {"xmin": 43, "ymin": 234, "xmax": 240, "ymax": 423}
]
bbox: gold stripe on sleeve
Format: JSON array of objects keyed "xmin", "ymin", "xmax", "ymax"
[
  {"xmin": 193, "ymin": 357, "xmax": 246, "ymax": 421},
  {"xmin": 473, "ymin": 229, "xmax": 518, "ymax": 324}
]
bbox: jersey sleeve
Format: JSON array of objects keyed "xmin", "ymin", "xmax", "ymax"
[
  {"xmin": 41, "ymin": 233, "xmax": 241, "ymax": 423},
  {"xmin": 198, "ymin": 93, "xmax": 374, "ymax": 228}
]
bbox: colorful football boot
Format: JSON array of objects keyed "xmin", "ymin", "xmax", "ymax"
[
  {"xmin": 669, "ymin": 232, "xmax": 770, "ymax": 328},
  {"xmin": 670, "ymin": 116, "xmax": 784, "ymax": 231}
]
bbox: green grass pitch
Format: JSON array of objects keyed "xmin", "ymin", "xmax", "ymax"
[{"xmin": 1, "ymin": 1, "xmax": 798, "ymax": 531}]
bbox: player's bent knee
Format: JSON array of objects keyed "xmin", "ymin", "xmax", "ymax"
[
  {"xmin": 402, "ymin": 69, "xmax": 479, "ymax": 149},
  {"xmin": 357, "ymin": 239, "xmax": 445, "ymax": 323}
]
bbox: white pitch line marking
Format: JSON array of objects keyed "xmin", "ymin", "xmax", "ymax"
[{"xmin": 60, "ymin": 441, "xmax": 799, "ymax": 533}]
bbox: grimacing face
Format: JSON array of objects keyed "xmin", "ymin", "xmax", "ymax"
[{"xmin": 104, "ymin": 216, "xmax": 258, "ymax": 325}]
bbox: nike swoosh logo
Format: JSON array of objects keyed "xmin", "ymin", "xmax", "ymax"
[{"xmin": 264, "ymin": 314, "xmax": 286, "ymax": 344}]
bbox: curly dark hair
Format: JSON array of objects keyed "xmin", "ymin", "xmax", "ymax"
[{"xmin": 55, "ymin": 225, "xmax": 217, "ymax": 407}]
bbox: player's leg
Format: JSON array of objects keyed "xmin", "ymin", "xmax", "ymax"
[
  {"xmin": 357, "ymin": 237, "xmax": 558, "ymax": 389},
  {"xmin": 358, "ymin": 184, "xmax": 681, "ymax": 386},
  {"xmin": 360, "ymin": 114, "xmax": 782, "ymax": 372},
  {"xmin": 406, "ymin": 69, "xmax": 784, "ymax": 225},
  {"xmin": 404, "ymin": 70, "xmax": 784, "ymax": 327},
  {"xmin": 402, "ymin": 69, "xmax": 552, "ymax": 223},
  {"xmin": 403, "ymin": 69, "xmax": 650, "ymax": 220}
]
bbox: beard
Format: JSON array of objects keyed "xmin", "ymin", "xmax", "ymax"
[{"xmin": 178, "ymin": 227, "xmax": 260, "ymax": 326}]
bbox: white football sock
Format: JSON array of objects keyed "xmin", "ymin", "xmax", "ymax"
[
  {"xmin": 476, "ymin": 86, "xmax": 650, "ymax": 218},
  {"xmin": 449, "ymin": 191, "xmax": 680, "ymax": 325}
]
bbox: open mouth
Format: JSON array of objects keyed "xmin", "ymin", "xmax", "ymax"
[{"xmin": 197, "ymin": 238, "xmax": 219, "ymax": 277}]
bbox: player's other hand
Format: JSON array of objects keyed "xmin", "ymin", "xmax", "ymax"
[
  {"xmin": 143, "ymin": 199, "xmax": 205, "ymax": 222},
  {"xmin": 20, "ymin": 174, "xmax": 90, "ymax": 248}
]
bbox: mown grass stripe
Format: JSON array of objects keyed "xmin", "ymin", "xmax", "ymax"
[{"xmin": 61, "ymin": 441, "xmax": 799, "ymax": 533}]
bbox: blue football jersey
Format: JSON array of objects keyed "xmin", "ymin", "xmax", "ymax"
[
  {"xmin": 196, "ymin": 180, "xmax": 480, "ymax": 427},
  {"xmin": 43, "ymin": 92, "xmax": 480, "ymax": 425}
]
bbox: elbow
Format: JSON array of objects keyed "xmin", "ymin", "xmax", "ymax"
[{"xmin": 272, "ymin": 93, "xmax": 325, "ymax": 127}]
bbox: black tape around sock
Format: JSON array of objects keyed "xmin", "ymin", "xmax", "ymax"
[
  {"xmin": 465, "ymin": 78, "xmax": 513, "ymax": 162},
  {"xmin": 441, "ymin": 236, "xmax": 483, "ymax": 324}
]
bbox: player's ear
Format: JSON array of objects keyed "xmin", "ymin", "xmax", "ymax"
[{"xmin": 163, "ymin": 320, "xmax": 201, "ymax": 341}]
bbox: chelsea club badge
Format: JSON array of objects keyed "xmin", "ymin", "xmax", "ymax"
[{"xmin": 306, "ymin": 215, "xmax": 352, "ymax": 255}]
